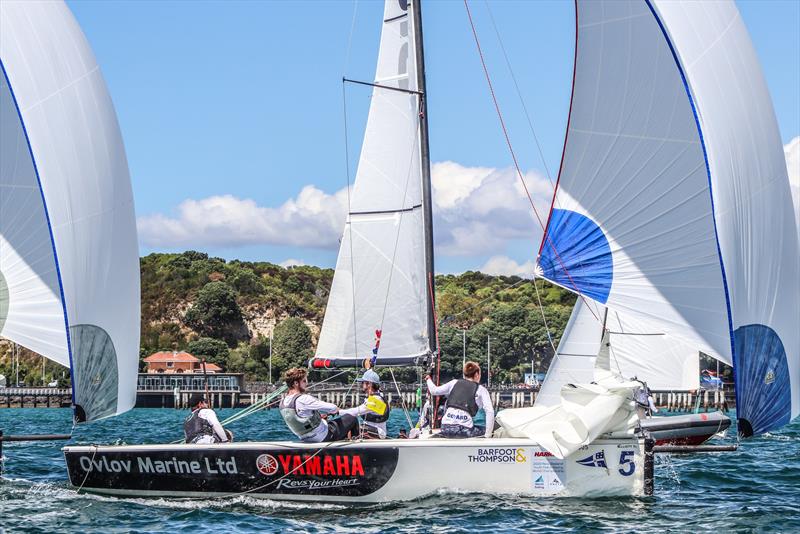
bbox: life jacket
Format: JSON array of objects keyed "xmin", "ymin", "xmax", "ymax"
[
  {"xmin": 363, "ymin": 392, "xmax": 390, "ymax": 424},
  {"xmin": 184, "ymin": 409, "xmax": 214, "ymax": 443},
  {"xmin": 280, "ymin": 393, "xmax": 323, "ymax": 437},
  {"xmin": 445, "ymin": 379, "xmax": 479, "ymax": 416}
]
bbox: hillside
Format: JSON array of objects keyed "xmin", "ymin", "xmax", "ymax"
[{"xmin": 1, "ymin": 251, "xmax": 576, "ymax": 386}]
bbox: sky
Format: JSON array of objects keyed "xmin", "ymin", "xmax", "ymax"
[{"xmin": 67, "ymin": 0, "xmax": 800, "ymax": 275}]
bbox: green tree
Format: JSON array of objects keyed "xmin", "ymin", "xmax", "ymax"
[
  {"xmin": 187, "ymin": 337, "xmax": 230, "ymax": 366},
  {"xmin": 183, "ymin": 281, "xmax": 244, "ymax": 343},
  {"xmin": 271, "ymin": 318, "xmax": 313, "ymax": 377}
]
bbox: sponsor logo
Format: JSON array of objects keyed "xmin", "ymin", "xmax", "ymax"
[
  {"xmin": 533, "ymin": 475, "xmax": 545, "ymax": 489},
  {"xmin": 276, "ymin": 478, "xmax": 360, "ymax": 490},
  {"xmin": 256, "ymin": 454, "xmax": 279, "ymax": 476},
  {"xmin": 254, "ymin": 453, "xmax": 366, "ymax": 478},
  {"xmin": 765, "ymin": 370, "xmax": 775, "ymax": 385},
  {"xmin": 534, "ymin": 451, "xmax": 553, "ymax": 457},
  {"xmin": 576, "ymin": 451, "xmax": 607, "ymax": 468},
  {"xmin": 468, "ymin": 448, "xmax": 527, "ymax": 464},
  {"xmin": 78, "ymin": 455, "xmax": 238, "ymax": 475}
]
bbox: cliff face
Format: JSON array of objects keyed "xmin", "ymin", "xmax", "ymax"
[{"xmin": 140, "ymin": 251, "xmax": 331, "ymax": 353}]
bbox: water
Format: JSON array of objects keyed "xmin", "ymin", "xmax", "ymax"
[{"xmin": 1, "ymin": 408, "xmax": 799, "ymax": 533}]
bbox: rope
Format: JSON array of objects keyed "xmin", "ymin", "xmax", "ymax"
[
  {"xmin": 462, "ymin": 0, "xmax": 600, "ymax": 323},
  {"xmin": 389, "ymin": 367, "xmax": 414, "ymax": 429},
  {"xmin": 341, "ymin": 81, "xmax": 360, "ymax": 356},
  {"xmin": 482, "ymin": 0, "xmax": 555, "ymax": 189},
  {"xmin": 532, "ymin": 277, "xmax": 557, "ymax": 354},
  {"xmin": 74, "ymin": 445, "xmax": 98, "ymax": 493}
]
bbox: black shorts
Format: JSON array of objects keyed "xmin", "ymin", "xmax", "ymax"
[{"xmin": 323, "ymin": 414, "xmax": 360, "ymax": 441}]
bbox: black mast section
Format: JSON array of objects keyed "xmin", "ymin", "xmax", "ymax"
[{"xmin": 411, "ymin": 0, "xmax": 437, "ymax": 356}]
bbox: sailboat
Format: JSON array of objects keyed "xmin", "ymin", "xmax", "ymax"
[
  {"xmin": 538, "ymin": 299, "xmax": 731, "ymax": 445},
  {"xmin": 0, "ymin": 0, "xmax": 139, "ymax": 427},
  {"xmin": 60, "ymin": 0, "xmax": 797, "ymax": 502}
]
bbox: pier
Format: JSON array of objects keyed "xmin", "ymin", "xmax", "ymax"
[
  {"xmin": 0, "ymin": 381, "xmax": 734, "ymax": 412},
  {"xmin": 0, "ymin": 388, "xmax": 72, "ymax": 408}
]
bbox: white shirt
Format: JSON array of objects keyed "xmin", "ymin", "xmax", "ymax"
[
  {"xmin": 281, "ymin": 393, "xmax": 338, "ymax": 442},
  {"xmin": 195, "ymin": 408, "xmax": 228, "ymax": 444},
  {"xmin": 426, "ymin": 378, "xmax": 495, "ymax": 437}
]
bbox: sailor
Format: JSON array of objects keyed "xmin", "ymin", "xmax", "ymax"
[
  {"xmin": 280, "ymin": 367, "xmax": 360, "ymax": 442},
  {"xmin": 183, "ymin": 393, "xmax": 230, "ymax": 444},
  {"xmin": 425, "ymin": 361, "xmax": 495, "ymax": 438},
  {"xmin": 340, "ymin": 369, "xmax": 391, "ymax": 439}
]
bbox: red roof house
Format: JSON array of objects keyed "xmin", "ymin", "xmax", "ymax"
[{"xmin": 143, "ymin": 351, "xmax": 223, "ymax": 374}]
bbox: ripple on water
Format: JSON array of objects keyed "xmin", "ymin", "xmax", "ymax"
[{"xmin": 1, "ymin": 408, "xmax": 799, "ymax": 533}]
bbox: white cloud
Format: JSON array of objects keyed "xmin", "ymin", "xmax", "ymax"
[
  {"xmin": 479, "ymin": 255, "xmax": 537, "ymax": 278},
  {"xmin": 785, "ymin": 137, "xmax": 799, "ymax": 229},
  {"xmin": 279, "ymin": 258, "xmax": 306, "ymax": 268},
  {"xmin": 138, "ymin": 161, "xmax": 555, "ymax": 257},
  {"xmin": 431, "ymin": 161, "xmax": 553, "ymax": 256},
  {"xmin": 138, "ymin": 186, "xmax": 349, "ymax": 249}
]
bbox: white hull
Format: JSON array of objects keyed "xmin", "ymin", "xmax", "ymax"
[{"xmin": 64, "ymin": 437, "xmax": 649, "ymax": 502}]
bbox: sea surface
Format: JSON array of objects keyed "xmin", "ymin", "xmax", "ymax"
[{"xmin": 0, "ymin": 407, "xmax": 798, "ymax": 533}]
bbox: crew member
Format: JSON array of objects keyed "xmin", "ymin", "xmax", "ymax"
[
  {"xmin": 340, "ymin": 369, "xmax": 391, "ymax": 439},
  {"xmin": 280, "ymin": 367, "xmax": 359, "ymax": 442},
  {"xmin": 183, "ymin": 393, "xmax": 230, "ymax": 444},
  {"xmin": 425, "ymin": 361, "xmax": 495, "ymax": 438}
]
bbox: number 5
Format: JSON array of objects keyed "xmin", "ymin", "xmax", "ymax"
[{"xmin": 618, "ymin": 450, "xmax": 635, "ymax": 476}]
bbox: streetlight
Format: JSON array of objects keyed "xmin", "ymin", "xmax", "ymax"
[
  {"xmin": 486, "ymin": 335, "xmax": 491, "ymax": 388},
  {"xmin": 269, "ymin": 331, "xmax": 273, "ymax": 385},
  {"xmin": 462, "ymin": 329, "xmax": 466, "ymax": 371}
]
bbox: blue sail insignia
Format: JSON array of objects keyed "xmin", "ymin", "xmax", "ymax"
[
  {"xmin": 538, "ymin": 209, "xmax": 613, "ymax": 303},
  {"xmin": 734, "ymin": 324, "xmax": 791, "ymax": 437}
]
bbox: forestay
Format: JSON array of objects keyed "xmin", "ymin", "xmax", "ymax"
[
  {"xmin": 0, "ymin": 0, "xmax": 140, "ymax": 422},
  {"xmin": 314, "ymin": 0, "xmax": 429, "ymax": 367},
  {"xmin": 536, "ymin": 300, "xmax": 700, "ymax": 409},
  {"xmin": 536, "ymin": 0, "xmax": 799, "ymax": 436}
]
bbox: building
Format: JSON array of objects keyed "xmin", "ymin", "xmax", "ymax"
[{"xmin": 143, "ymin": 351, "xmax": 223, "ymax": 374}]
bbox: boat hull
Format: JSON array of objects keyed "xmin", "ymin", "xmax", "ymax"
[
  {"xmin": 63, "ymin": 437, "xmax": 650, "ymax": 502},
  {"xmin": 640, "ymin": 412, "xmax": 731, "ymax": 446}
]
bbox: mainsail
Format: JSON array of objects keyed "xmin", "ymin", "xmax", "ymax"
[
  {"xmin": 314, "ymin": 0, "xmax": 432, "ymax": 367},
  {"xmin": 536, "ymin": 0, "xmax": 799, "ymax": 436},
  {"xmin": 536, "ymin": 300, "xmax": 700, "ymax": 408},
  {"xmin": 0, "ymin": 0, "xmax": 140, "ymax": 422}
]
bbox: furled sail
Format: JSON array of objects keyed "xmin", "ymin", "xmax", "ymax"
[
  {"xmin": 536, "ymin": 0, "xmax": 799, "ymax": 436},
  {"xmin": 313, "ymin": 0, "xmax": 429, "ymax": 368},
  {"xmin": 0, "ymin": 0, "xmax": 140, "ymax": 422},
  {"xmin": 536, "ymin": 299, "xmax": 700, "ymax": 408}
]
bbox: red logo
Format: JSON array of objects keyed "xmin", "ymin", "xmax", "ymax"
[
  {"xmin": 534, "ymin": 451, "xmax": 554, "ymax": 457},
  {"xmin": 276, "ymin": 454, "xmax": 365, "ymax": 477},
  {"xmin": 256, "ymin": 454, "xmax": 279, "ymax": 476}
]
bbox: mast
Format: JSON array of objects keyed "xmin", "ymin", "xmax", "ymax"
[{"xmin": 411, "ymin": 0, "xmax": 437, "ymax": 356}]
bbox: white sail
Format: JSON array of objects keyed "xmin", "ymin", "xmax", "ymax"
[
  {"xmin": 536, "ymin": 0, "xmax": 799, "ymax": 436},
  {"xmin": 537, "ymin": 299, "xmax": 699, "ymax": 408},
  {"xmin": 0, "ymin": 0, "xmax": 140, "ymax": 422},
  {"xmin": 315, "ymin": 0, "xmax": 428, "ymax": 365}
]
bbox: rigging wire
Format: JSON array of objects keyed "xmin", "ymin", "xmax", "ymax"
[
  {"xmin": 532, "ymin": 277, "xmax": 557, "ymax": 354},
  {"xmin": 341, "ymin": 81, "xmax": 360, "ymax": 357},
  {"xmin": 482, "ymin": 0, "xmax": 555, "ymax": 189},
  {"xmin": 462, "ymin": 0, "xmax": 600, "ymax": 323}
]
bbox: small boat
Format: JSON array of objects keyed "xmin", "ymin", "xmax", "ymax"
[{"xmin": 537, "ymin": 298, "xmax": 732, "ymax": 446}]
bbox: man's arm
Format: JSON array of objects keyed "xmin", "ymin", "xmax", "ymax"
[
  {"xmin": 298, "ymin": 394, "xmax": 339, "ymax": 414},
  {"xmin": 201, "ymin": 409, "xmax": 228, "ymax": 442},
  {"xmin": 340, "ymin": 403, "xmax": 368, "ymax": 417},
  {"xmin": 477, "ymin": 387, "xmax": 495, "ymax": 438},
  {"xmin": 426, "ymin": 377, "xmax": 455, "ymax": 396}
]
